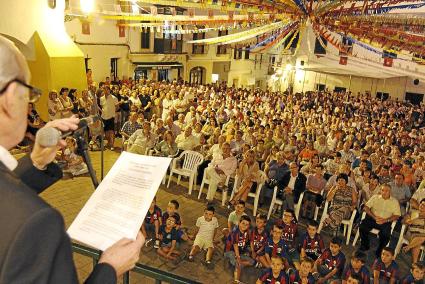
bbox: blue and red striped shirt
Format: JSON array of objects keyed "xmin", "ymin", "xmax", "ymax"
[{"xmin": 258, "ymin": 269, "xmax": 288, "ymax": 284}]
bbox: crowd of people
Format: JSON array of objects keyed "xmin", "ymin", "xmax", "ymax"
[{"xmin": 29, "ymin": 76, "xmax": 425, "ymax": 283}]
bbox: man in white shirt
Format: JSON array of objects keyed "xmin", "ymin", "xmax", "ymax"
[
  {"xmin": 204, "ymin": 143, "xmax": 237, "ymax": 202},
  {"xmin": 359, "ymin": 184, "xmax": 401, "ymax": 257},
  {"xmin": 175, "ymin": 126, "xmax": 199, "ymax": 151},
  {"xmin": 187, "ymin": 206, "xmax": 219, "ymax": 266},
  {"xmin": 100, "ymin": 87, "xmax": 119, "ymax": 150}
]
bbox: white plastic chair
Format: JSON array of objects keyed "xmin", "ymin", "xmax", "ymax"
[
  {"xmin": 317, "ymin": 200, "xmax": 357, "ymax": 245},
  {"xmin": 395, "ymin": 224, "xmax": 425, "ymax": 259},
  {"xmin": 197, "ymin": 170, "xmax": 231, "ymax": 206},
  {"xmin": 229, "ymin": 171, "xmax": 267, "ymax": 216},
  {"xmin": 267, "ymin": 187, "xmax": 305, "ymax": 221},
  {"xmin": 167, "ymin": 150, "xmax": 204, "ymax": 195},
  {"xmin": 297, "ymin": 189, "xmax": 325, "ymax": 221},
  {"xmin": 352, "ymin": 212, "xmax": 396, "ymax": 246}
]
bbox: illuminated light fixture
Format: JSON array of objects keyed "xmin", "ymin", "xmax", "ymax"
[
  {"xmin": 80, "ymin": 0, "xmax": 95, "ymax": 14},
  {"xmin": 285, "ymin": 64, "xmax": 292, "ymax": 71}
]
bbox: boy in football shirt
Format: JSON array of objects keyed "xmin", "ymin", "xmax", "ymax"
[
  {"xmin": 187, "ymin": 206, "xmax": 219, "ymax": 267},
  {"xmin": 401, "ymin": 262, "xmax": 424, "ymax": 284},
  {"xmin": 250, "ymin": 214, "xmax": 269, "ymax": 268},
  {"xmin": 372, "ymin": 247, "xmax": 400, "ymax": 284},
  {"xmin": 346, "ymin": 275, "xmax": 363, "ymax": 284},
  {"xmin": 289, "ymin": 257, "xmax": 316, "ymax": 284},
  {"xmin": 161, "ymin": 199, "xmax": 188, "ymax": 244},
  {"xmin": 342, "ymin": 250, "xmax": 370, "ymax": 284},
  {"xmin": 314, "ymin": 237, "xmax": 346, "ymax": 283},
  {"xmin": 141, "ymin": 197, "xmax": 162, "ymax": 247},
  {"xmin": 276, "ymin": 209, "xmax": 299, "ymax": 269},
  {"xmin": 224, "ymin": 215, "xmax": 254, "ymax": 283},
  {"xmin": 157, "ymin": 215, "xmax": 180, "ymax": 261},
  {"xmin": 256, "ymin": 256, "xmax": 289, "ymax": 284},
  {"xmin": 264, "ymin": 225, "xmax": 290, "ymax": 270},
  {"xmin": 223, "ymin": 200, "xmax": 247, "ymax": 239},
  {"xmin": 300, "ymin": 220, "xmax": 324, "ymax": 261}
]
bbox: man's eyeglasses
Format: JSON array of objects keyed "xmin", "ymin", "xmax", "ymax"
[{"xmin": 0, "ymin": 79, "xmax": 41, "ymax": 103}]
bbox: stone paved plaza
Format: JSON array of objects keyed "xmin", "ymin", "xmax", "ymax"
[{"xmin": 34, "ymin": 148, "xmax": 412, "ymax": 284}]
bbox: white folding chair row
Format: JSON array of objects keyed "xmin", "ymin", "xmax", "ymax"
[
  {"xmin": 394, "ymin": 224, "xmax": 425, "ymax": 260},
  {"xmin": 229, "ymin": 171, "xmax": 267, "ymax": 216},
  {"xmin": 352, "ymin": 212, "xmax": 397, "ymax": 246},
  {"xmin": 197, "ymin": 171, "xmax": 232, "ymax": 206},
  {"xmin": 267, "ymin": 187, "xmax": 305, "ymax": 221},
  {"xmin": 317, "ymin": 200, "xmax": 357, "ymax": 245},
  {"xmin": 167, "ymin": 150, "xmax": 204, "ymax": 195}
]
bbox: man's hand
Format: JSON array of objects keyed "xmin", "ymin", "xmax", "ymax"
[
  {"xmin": 215, "ymin": 167, "xmax": 225, "ymax": 175},
  {"xmin": 284, "ymin": 187, "xmax": 292, "ymax": 194},
  {"xmin": 31, "ymin": 116, "xmax": 79, "ymax": 169},
  {"xmin": 375, "ymin": 217, "xmax": 386, "ymax": 225},
  {"xmin": 99, "ymin": 232, "xmax": 145, "ymax": 277}
]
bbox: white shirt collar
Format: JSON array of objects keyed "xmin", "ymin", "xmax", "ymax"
[{"xmin": 0, "ymin": 145, "xmax": 18, "ymax": 171}]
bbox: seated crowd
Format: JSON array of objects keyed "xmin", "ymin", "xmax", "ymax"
[{"xmin": 23, "ymin": 76, "xmax": 425, "ymax": 283}]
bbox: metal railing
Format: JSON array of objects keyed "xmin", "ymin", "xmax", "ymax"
[{"xmin": 72, "ymin": 243, "xmax": 202, "ymax": 284}]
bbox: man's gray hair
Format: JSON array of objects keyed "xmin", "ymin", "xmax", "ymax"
[{"xmin": 0, "ymin": 36, "xmax": 30, "ymax": 90}]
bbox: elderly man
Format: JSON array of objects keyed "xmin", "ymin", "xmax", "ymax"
[
  {"xmin": 204, "ymin": 142, "xmax": 237, "ymax": 202},
  {"xmin": 359, "ymin": 184, "xmax": 401, "ymax": 257},
  {"xmin": 389, "ymin": 173, "xmax": 411, "ymax": 214},
  {"xmin": 127, "ymin": 122, "xmax": 156, "ymax": 155},
  {"xmin": 0, "ymin": 37, "xmax": 143, "ymax": 283},
  {"xmin": 120, "ymin": 112, "xmax": 141, "ymax": 150},
  {"xmin": 175, "ymin": 126, "xmax": 199, "ymax": 151},
  {"xmin": 278, "ymin": 162, "xmax": 307, "ymax": 210}
]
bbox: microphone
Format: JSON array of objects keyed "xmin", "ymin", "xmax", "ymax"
[{"xmin": 36, "ymin": 116, "xmax": 101, "ymax": 147}]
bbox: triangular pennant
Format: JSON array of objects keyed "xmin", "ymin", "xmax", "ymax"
[
  {"xmin": 339, "ymin": 56, "xmax": 348, "ymax": 65},
  {"xmin": 82, "ymin": 21, "xmax": 90, "ymax": 35}
]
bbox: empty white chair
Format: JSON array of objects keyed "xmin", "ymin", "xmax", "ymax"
[
  {"xmin": 167, "ymin": 150, "xmax": 204, "ymax": 195},
  {"xmin": 267, "ymin": 187, "xmax": 305, "ymax": 221},
  {"xmin": 198, "ymin": 171, "xmax": 231, "ymax": 206},
  {"xmin": 318, "ymin": 200, "xmax": 357, "ymax": 245},
  {"xmin": 297, "ymin": 189, "xmax": 325, "ymax": 221},
  {"xmin": 352, "ymin": 212, "xmax": 396, "ymax": 246}
]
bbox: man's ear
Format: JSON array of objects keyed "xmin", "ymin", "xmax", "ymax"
[{"xmin": 0, "ymin": 82, "xmax": 18, "ymax": 119}]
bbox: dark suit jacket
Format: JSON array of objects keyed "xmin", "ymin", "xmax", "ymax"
[
  {"xmin": 278, "ymin": 171, "xmax": 307, "ymax": 202},
  {"xmin": 0, "ymin": 155, "xmax": 116, "ymax": 284}
]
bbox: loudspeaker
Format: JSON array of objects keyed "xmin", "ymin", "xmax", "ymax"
[
  {"xmin": 414, "ymin": 79, "xmax": 420, "ymax": 85},
  {"xmin": 300, "ymin": 61, "xmax": 305, "ymax": 66}
]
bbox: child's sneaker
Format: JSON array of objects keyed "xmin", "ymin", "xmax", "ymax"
[
  {"xmin": 187, "ymin": 255, "xmax": 194, "ymax": 262},
  {"xmin": 154, "ymin": 239, "xmax": 160, "ymax": 249},
  {"xmin": 144, "ymin": 238, "xmax": 153, "ymax": 247}
]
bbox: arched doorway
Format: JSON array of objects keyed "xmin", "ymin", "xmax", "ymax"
[{"xmin": 189, "ymin": 66, "xmax": 205, "ymax": 84}]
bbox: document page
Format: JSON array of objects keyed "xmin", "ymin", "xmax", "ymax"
[{"xmin": 68, "ymin": 152, "xmax": 171, "ymax": 250}]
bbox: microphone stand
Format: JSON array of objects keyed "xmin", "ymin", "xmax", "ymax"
[{"xmin": 75, "ymin": 129, "xmax": 99, "ymax": 189}]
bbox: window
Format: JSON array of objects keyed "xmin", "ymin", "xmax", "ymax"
[
  {"xmin": 110, "ymin": 58, "xmax": 118, "ymax": 81},
  {"xmin": 217, "ymin": 30, "xmax": 228, "ymax": 55},
  {"xmin": 234, "ymin": 47, "xmax": 243, "ymax": 60},
  {"xmin": 141, "ymin": 27, "xmax": 150, "ymax": 49},
  {"xmin": 244, "ymin": 46, "xmax": 250, "ymax": 59},
  {"xmin": 192, "ymin": 33, "xmax": 205, "ymax": 54}
]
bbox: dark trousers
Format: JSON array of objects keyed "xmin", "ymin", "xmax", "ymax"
[
  {"xmin": 196, "ymin": 160, "xmax": 210, "ymax": 185},
  {"xmin": 359, "ymin": 215, "xmax": 391, "ymax": 256}
]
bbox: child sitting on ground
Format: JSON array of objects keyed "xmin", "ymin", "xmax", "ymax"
[
  {"xmin": 401, "ymin": 262, "xmax": 424, "ymax": 284},
  {"xmin": 300, "ymin": 220, "xmax": 324, "ymax": 261},
  {"xmin": 250, "ymin": 214, "xmax": 269, "ymax": 268},
  {"xmin": 141, "ymin": 197, "xmax": 162, "ymax": 247},
  {"xmin": 372, "ymin": 247, "xmax": 400, "ymax": 284},
  {"xmin": 256, "ymin": 256, "xmax": 288, "ymax": 284},
  {"xmin": 346, "ymin": 275, "xmax": 364, "ymax": 284},
  {"xmin": 276, "ymin": 209, "xmax": 299, "ymax": 269},
  {"xmin": 187, "ymin": 206, "xmax": 219, "ymax": 268},
  {"xmin": 314, "ymin": 236, "xmax": 346, "ymax": 284},
  {"xmin": 264, "ymin": 225, "xmax": 290, "ymax": 270},
  {"xmin": 62, "ymin": 137, "xmax": 88, "ymax": 176},
  {"xmin": 157, "ymin": 215, "xmax": 181, "ymax": 261},
  {"xmin": 224, "ymin": 215, "xmax": 254, "ymax": 283},
  {"xmin": 223, "ymin": 200, "xmax": 247, "ymax": 239},
  {"xmin": 289, "ymin": 257, "xmax": 316, "ymax": 283},
  {"xmin": 342, "ymin": 250, "xmax": 370, "ymax": 284},
  {"xmin": 160, "ymin": 199, "xmax": 188, "ymax": 246}
]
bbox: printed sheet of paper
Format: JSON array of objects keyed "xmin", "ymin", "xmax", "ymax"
[{"xmin": 68, "ymin": 152, "xmax": 171, "ymax": 251}]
